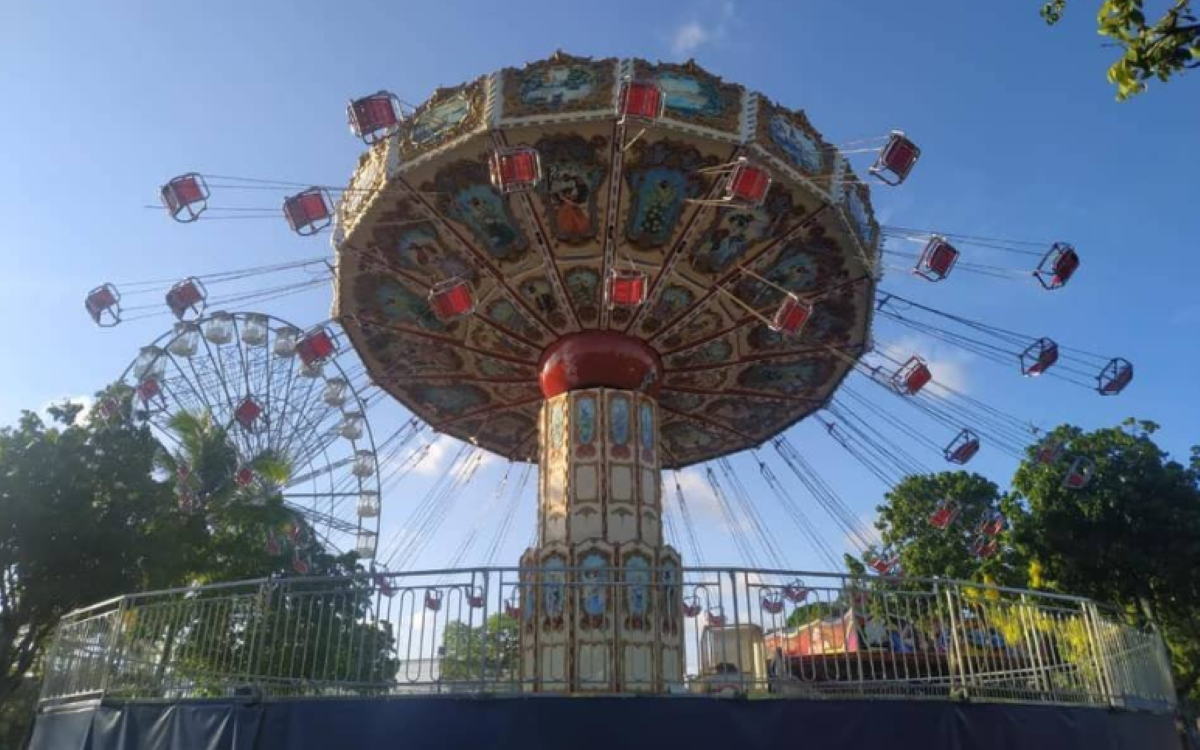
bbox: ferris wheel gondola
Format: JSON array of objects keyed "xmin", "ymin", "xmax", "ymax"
[{"xmin": 116, "ymin": 311, "xmax": 383, "ymax": 560}]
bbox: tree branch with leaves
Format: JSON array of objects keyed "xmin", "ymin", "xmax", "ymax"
[{"xmin": 1041, "ymin": 0, "xmax": 1200, "ymax": 99}]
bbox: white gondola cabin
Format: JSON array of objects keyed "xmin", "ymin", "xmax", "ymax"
[
  {"xmin": 167, "ymin": 322, "xmax": 200, "ymax": 358},
  {"xmin": 273, "ymin": 326, "xmax": 300, "ymax": 358},
  {"xmin": 355, "ymin": 530, "xmax": 377, "ymax": 559},
  {"xmin": 241, "ymin": 313, "xmax": 270, "ymax": 347},
  {"xmin": 322, "ymin": 377, "xmax": 349, "ymax": 408},
  {"xmin": 203, "ymin": 312, "xmax": 234, "ymax": 345},
  {"xmin": 357, "ymin": 490, "xmax": 380, "ymax": 518},
  {"xmin": 352, "ymin": 450, "xmax": 375, "ymax": 477},
  {"xmin": 339, "ymin": 412, "xmax": 365, "ymax": 441}
]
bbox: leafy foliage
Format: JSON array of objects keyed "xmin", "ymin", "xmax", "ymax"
[
  {"xmin": 1007, "ymin": 419, "xmax": 1200, "ymax": 702},
  {"xmin": 0, "ymin": 398, "xmax": 185, "ymax": 715},
  {"xmin": 872, "ymin": 472, "xmax": 1022, "ymax": 585},
  {"xmin": 1041, "ymin": 0, "xmax": 1200, "ymax": 99},
  {"xmin": 439, "ymin": 613, "xmax": 520, "ymax": 684}
]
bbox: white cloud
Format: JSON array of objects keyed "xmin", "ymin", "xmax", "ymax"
[
  {"xmin": 672, "ymin": 467, "xmax": 722, "ymax": 520},
  {"xmin": 412, "ymin": 436, "xmax": 450, "ymax": 476},
  {"xmin": 843, "ymin": 512, "xmax": 882, "ymax": 554},
  {"xmin": 878, "ymin": 335, "xmax": 972, "ymax": 394},
  {"xmin": 668, "ymin": 0, "xmax": 739, "ymax": 57},
  {"xmin": 671, "ymin": 21, "xmax": 710, "ymax": 56}
]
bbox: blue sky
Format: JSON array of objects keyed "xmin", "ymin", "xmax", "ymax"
[{"xmin": 1, "ymin": 0, "xmax": 1197, "ymax": 573}]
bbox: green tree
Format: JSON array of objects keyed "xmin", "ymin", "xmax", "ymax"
[
  {"xmin": 0, "ymin": 399, "xmax": 187, "ymax": 742},
  {"xmin": 439, "ymin": 613, "xmax": 520, "ymax": 684},
  {"xmin": 135, "ymin": 407, "xmax": 396, "ymax": 693},
  {"xmin": 1007, "ymin": 419, "xmax": 1200, "ymax": 703},
  {"xmin": 1041, "ymin": 0, "xmax": 1199, "ymax": 99},
  {"xmin": 873, "ymin": 472, "xmax": 1022, "ymax": 585}
]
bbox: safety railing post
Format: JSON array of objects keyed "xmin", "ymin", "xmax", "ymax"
[
  {"xmin": 1080, "ymin": 601, "xmax": 1119, "ymax": 708},
  {"xmin": 98, "ymin": 597, "xmax": 130, "ymax": 699}
]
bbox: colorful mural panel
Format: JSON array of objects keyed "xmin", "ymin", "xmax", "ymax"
[
  {"xmin": 502, "ymin": 53, "xmax": 616, "ymax": 118},
  {"xmin": 624, "ymin": 140, "xmax": 713, "ymax": 249},
  {"xmin": 427, "ymin": 160, "xmax": 529, "ymax": 264},
  {"xmin": 535, "ymin": 134, "xmax": 607, "ymax": 245}
]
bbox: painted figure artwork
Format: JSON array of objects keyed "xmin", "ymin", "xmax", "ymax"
[
  {"xmin": 542, "ymin": 556, "xmax": 567, "ymax": 628},
  {"xmin": 520, "ymin": 65, "xmax": 596, "ymax": 107},
  {"xmin": 659, "ymin": 563, "xmax": 680, "ymax": 633},
  {"xmin": 844, "ymin": 184, "xmax": 878, "ymax": 248},
  {"xmin": 737, "ymin": 358, "xmax": 831, "ymax": 396},
  {"xmin": 639, "ymin": 401, "xmax": 655, "ymax": 457},
  {"xmin": 364, "ymin": 333, "xmax": 462, "ymax": 375},
  {"xmin": 368, "ymin": 278, "xmax": 446, "ymax": 332},
  {"xmin": 624, "ymin": 556, "xmax": 651, "ymax": 628},
  {"xmin": 485, "ymin": 299, "xmax": 544, "ymax": 342},
  {"xmin": 661, "ymin": 422, "xmax": 721, "ymax": 454},
  {"xmin": 536, "ymin": 135, "xmax": 606, "ymax": 244},
  {"xmin": 550, "ymin": 398, "xmax": 567, "ymax": 450},
  {"xmin": 634, "ymin": 61, "xmax": 742, "ymax": 131},
  {"xmin": 403, "ymin": 382, "xmax": 490, "ymax": 419},
  {"xmin": 667, "ymin": 339, "xmax": 734, "ymax": 369},
  {"xmin": 576, "ymin": 395, "xmax": 597, "ymax": 457},
  {"xmin": 518, "ymin": 276, "xmax": 563, "ymax": 326},
  {"xmin": 690, "ymin": 190, "xmax": 791, "ymax": 275},
  {"xmin": 768, "ymin": 113, "xmax": 824, "ymax": 174},
  {"xmin": 655, "ymin": 71, "xmax": 725, "ymax": 118},
  {"xmin": 502, "ymin": 55, "xmax": 616, "ymax": 117},
  {"xmin": 624, "ymin": 141, "xmax": 711, "ymax": 249},
  {"xmin": 409, "ymin": 91, "xmax": 473, "ymax": 146},
  {"xmin": 660, "ymin": 310, "xmax": 723, "ymax": 350},
  {"xmin": 609, "ymin": 396, "xmax": 631, "ymax": 460},
  {"xmin": 639, "ymin": 285, "xmax": 695, "ymax": 335},
  {"xmin": 580, "ymin": 553, "xmax": 609, "ymax": 626},
  {"xmin": 384, "ymin": 223, "xmax": 476, "ymax": 282},
  {"xmin": 429, "ymin": 160, "xmax": 528, "ymax": 263},
  {"xmin": 564, "ymin": 267, "xmax": 601, "ymax": 323}
]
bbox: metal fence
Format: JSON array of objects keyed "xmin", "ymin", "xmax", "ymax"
[{"xmin": 38, "ymin": 568, "xmax": 1176, "ymax": 712}]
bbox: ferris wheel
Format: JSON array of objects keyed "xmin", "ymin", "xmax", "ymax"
[{"xmin": 115, "ymin": 310, "xmax": 382, "ymax": 560}]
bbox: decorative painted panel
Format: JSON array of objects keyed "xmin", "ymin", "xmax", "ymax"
[{"xmin": 501, "ymin": 53, "xmax": 617, "ymax": 120}]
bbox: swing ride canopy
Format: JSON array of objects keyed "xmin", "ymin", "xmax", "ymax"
[{"xmin": 332, "ymin": 53, "xmax": 879, "ymax": 467}]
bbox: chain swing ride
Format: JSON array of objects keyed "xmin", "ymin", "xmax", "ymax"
[{"xmin": 84, "ymin": 53, "xmax": 1132, "ymax": 597}]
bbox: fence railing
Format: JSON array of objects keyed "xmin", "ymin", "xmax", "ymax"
[{"xmin": 37, "ymin": 568, "xmax": 1176, "ymax": 712}]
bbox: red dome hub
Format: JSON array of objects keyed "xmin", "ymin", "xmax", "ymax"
[{"xmin": 539, "ymin": 331, "xmax": 663, "ymax": 399}]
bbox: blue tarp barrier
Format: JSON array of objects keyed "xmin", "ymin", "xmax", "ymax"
[{"xmin": 31, "ymin": 696, "xmax": 1177, "ymax": 750}]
